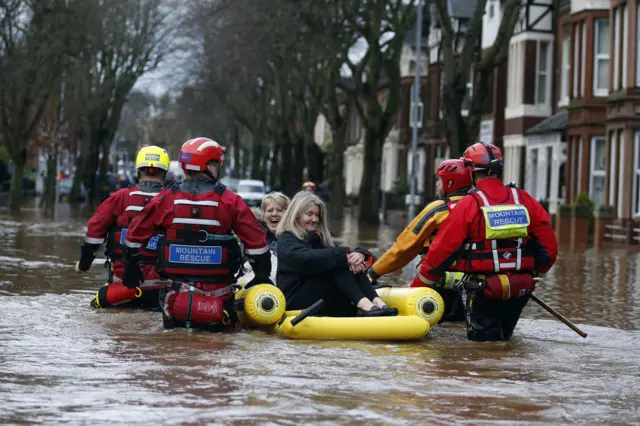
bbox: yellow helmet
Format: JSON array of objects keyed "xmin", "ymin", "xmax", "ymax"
[{"xmin": 135, "ymin": 146, "xmax": 170, "ymax": 171}]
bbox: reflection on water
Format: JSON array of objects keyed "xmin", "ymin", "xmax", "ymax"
[{"xmin": 1, "ymin": 200, "xmax": 639, "ymax": 424}]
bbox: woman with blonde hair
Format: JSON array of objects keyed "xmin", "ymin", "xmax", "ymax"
[
  {"xmin": 259, "ymin": 192, "xmax": 290, "ymax": 283},
  {"xmin": 276, "ymin": 191, "xmax": 398, "ymax": 317}
]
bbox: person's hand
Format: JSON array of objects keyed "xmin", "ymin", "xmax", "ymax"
[
  {"xmin": 349, "ymin": 262, "xmax": 366, "ymax": 274},
  {"xmin": 347, "ymin": 252, "xmax": 365, "ymax": 266}
]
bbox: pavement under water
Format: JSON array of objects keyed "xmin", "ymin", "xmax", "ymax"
[{"xmin": 1, "ymin": 200, "xmax": 639, "ymax": 425}]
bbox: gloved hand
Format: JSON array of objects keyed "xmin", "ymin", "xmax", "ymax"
[
  {"xmin": 122, "ymin": 264, "xmax": 142, "ymax": 289},
  {"xmin": 122, "ymin": 246, "xmax": 142, "ymax": 289},
  {"xmin": 76, "ymin": 243, "xmax": 99, "ymax": 272}
]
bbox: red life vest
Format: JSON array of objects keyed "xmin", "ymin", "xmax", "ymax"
[
  {"xmin": 452, "ymin": 186, "xmax": 536, "ymax": 274},
  {"xmin": 155, "ymin": 191, "xmax": 242, "ymax": 282},
  {"xmin": 106, "ymin": 186, "xmax": 162, "ymax": 265}
]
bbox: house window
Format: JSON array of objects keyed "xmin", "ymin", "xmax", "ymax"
[
  {"xmin": 613, "ymin": 8, "xmax": 620, "ymax": 90},
  {"xmin": 561, "ymin": 36, "xmax": 570, "ymax": 100},
  {"xmin": 637, "ymin": 2, "xmax": 640, "ymax": 87},
  {"xmin": 634, "ymin": 131, "xmax": 640, "ymax": 216},
  {"xmin": 530, "ymin": 149, "xmax": 539, "ymax": 197},
  {"xmin": 622, "ymin": 5, "xmax": 628, "ymax": 88},
  {"xmin": 581, "ymin": 22, "xmax": 586, "ymax": 96},
  {"xmin": 609, "ymin": 131, "xmax": 618, "ymax": 206},
  {"xmin": 573, "ymin": 25, "xmax": 580, "ymax": 98},
  {"xmin": 618, "ymin": 130, "xmax": 626, "ymax": 218},
  {"xmin": 536, "ymin": 40, "xmax": 550, "ymax": 104},
  {"xmin": 439, "ymin": 72, "xmax": 444, "ymax": 119},
  {"xmin": 590, "ymin": 136, "xmax": 606, "ymax": 206},
  {"xmin": 508, "ymin": 41, "xmax": 523, "ymax": 107},
  {"xmin": 593, "ymin": 19, "xmax": 610, "ymax": 96}
]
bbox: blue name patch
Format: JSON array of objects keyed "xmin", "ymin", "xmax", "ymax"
[
  {"xmin": 120, "ymin": 229, "xmax": 161, "ymax": 250},
  {"xmin": 168, "ymin": 244, "xmax": 222, "ymax": 264},
  {"xmin": 485, "ymin": 208, "xmax": 529, "ymax": 228}
]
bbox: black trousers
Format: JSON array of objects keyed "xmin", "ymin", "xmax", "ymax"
[
  {"xmin": 287, "ymin": 269, "xmax": 379, "ymax": 317},
  {"xmin": 461, "ymin": 289, "xmax": 530, "ymax": 341},
  {"xmin": 437, "ymin": 288, "xmax": 465, "ymax": 322}
]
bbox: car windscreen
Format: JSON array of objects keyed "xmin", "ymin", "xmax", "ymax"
[{"xmin": 237, "ymin": 184, "xmax": 264, "ymax": 193}]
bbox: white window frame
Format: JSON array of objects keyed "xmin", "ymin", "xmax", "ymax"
[
  {"xmin": 560, "ymin": 36, "xmax": 570, "ymax": 103},
  {"xmin": 609, "ymin": 131, "xmax": 617, "ymax": 206},
  {"xmin": 573, "ymin": 25, "xmax": 580, "ymax": 98},
  {"xmin": 593, "ymin": 19, "xmax": 610, "ymax": 96},
  {"xmin": 622, "ymin": 5, "xmax": 628, "ymax": 89},
  {"xmin": 613, "ymin": 8, "xmax": 620, "ymax": 90},
  {"xmin": 590, "ymin": 136, "xmax": 607, "ymax": 206},
  {"xmin": 634, "ymin": 131, "xmax": 640, "ymax": 217},
  {"xmin": 535, "ymin": 40, "xmax": 551, "ymax": 105}
]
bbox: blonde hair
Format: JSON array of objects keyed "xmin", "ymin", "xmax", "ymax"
[
  {"xmin": 260, "ymin": 192, "xmax": 290, "ymax": 213},
  {"xmin": 276, "ymin": 191, "xmax": 335, "ymax": 247}
]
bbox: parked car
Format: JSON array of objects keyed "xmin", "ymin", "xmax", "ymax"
[
  {"xmin": 236, "ymin": 179, "xmax": 266, "ymax": 207},
  {"xmin": 219, "ymin": 177, "xmax": 239, "ymax": 192}
]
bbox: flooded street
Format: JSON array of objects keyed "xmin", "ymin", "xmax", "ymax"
[{"xmin": 1, "ymin": 200, "xmax": 640, "ymax": 425}]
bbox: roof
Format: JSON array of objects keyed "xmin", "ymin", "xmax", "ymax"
[{"xmin": 525, "ymin": 110, "xmax": 569, "ymax": 135}]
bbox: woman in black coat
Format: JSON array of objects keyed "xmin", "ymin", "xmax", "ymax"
[{"xmin": 276, "ymin": 191, "xmax": 398, "ymax": 317}]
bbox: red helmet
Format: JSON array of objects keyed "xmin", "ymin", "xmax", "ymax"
[
  {"xmin": 462, "ymin": 142, "xmax": 503, "ymax": 171},
  {"xmin": 302, "ymin": 181, "xmax": 317, "ymax": 191},
  {"xmin": 178, "ymin": 137, "xmax": 225, "ymax": 172},
  {"xmin": 436, "ymin": 159, "xmax": 472, "ymax": 194}
]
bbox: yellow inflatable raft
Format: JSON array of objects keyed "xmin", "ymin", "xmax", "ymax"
[{"xmin": 234, "ymin": 283, "xmax": 444, "ymax": 341}]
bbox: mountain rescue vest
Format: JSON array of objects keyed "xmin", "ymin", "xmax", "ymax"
[
  {"xmin": 106, "ymin": 187, "xmax": 162, "ymax": 265},
  {"xmin": 155, "ymin": 190, "xmax": 242, "ymax": 282},
  {"xmin": 453, "ymin": 186, "xmax": 536, "ymax": 274}
]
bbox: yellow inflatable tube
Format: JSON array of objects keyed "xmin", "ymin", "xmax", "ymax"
[
  {"xmin": 376, "ymin": 286, "xmax": 445, "ymax": 326},
  {"xmin": 232, "ymin": 282, "xmax": 438, "ymax": 341},
  {"xmin": 275, "ymin": 314, "xmax": 430, "ymax": 341}
]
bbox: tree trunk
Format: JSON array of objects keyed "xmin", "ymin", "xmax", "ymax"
[
  {"xmin": 251, "ymin": 135, "xmax": 264, "ymax": 180},
  {"xmin": 96, "ymin": 140, "xmax": 110, "ymax": 200},
  {"xmin": 82, "ymin": 141, "xmax": 100, "ymax": 203},
  {"xmin": 269, "ymin": 143, "xmax": 280, "ymax": 191},
  {"xmin": 468, "ymin": 67, "xmax": 492, "ymax": 143},
  {"xmin": 9, "ymin": 158, "xmax": 26, "ymax": 211},
  {"xmin": 328, "ymin": 126, "xmax": 346, "ymax": 220},
  {"xmin": 358, "ymin": 127, "xmax": 383, "ymax": 224},
  {"xmin": 39, "ymin": 148, "xmax": 59, "ymax": 208},
  {"xmin": 279, "ymin": 134, "xmax": 292, "ymax": 195},
  {"xmin": 70, "ymin": 150, "xmax": 85, "ymax": 202},
  {"xmin": 232, "ymin": 126, "xmax": 241, "ymax": 179}
]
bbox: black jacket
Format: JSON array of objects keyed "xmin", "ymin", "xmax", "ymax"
[
  {"xmin": 260, "ymin": 222, "xmax": 278, "ymax": 254},
  {"xmin": 276, "ymin": 231, "xmax": 374, "ymax": 301}
]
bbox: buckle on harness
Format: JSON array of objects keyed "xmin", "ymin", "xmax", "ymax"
[{"xmin": 197, "ymin": 230, "xmax": 235, "ymax": 243}]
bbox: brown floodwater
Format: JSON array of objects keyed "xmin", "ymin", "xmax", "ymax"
[{"xmin": 1, "ymin": 199, "xmax": 639, "ymax": 425}]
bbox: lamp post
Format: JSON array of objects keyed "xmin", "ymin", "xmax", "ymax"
[{"xmin": 408, "ymin": 0, "xmax": 424, "ymax": 220}]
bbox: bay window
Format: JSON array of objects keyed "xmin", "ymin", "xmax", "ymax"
[
  {"xmin": 536, "ymin": 40, "xmax": 550, "ymax": 104},
  {"xmin": 634, "ymin": 132, "xmax": 640, "ymax": 217},
  {"xmin": 622, "ymin": 5, "xmax": 628, "ymax": 88},
  {"xmin": 581, "ymin": 22, "xmax": 586, "ymax": 96},
  {"xmin": 573, "ymin": 25, "xmax": 580, "ymax": 98},
  {"xmin": 561, "ymin": 36, "xmax": 570, "ymax": 101},
  {"xmin": 590, "ymin": 136, "xmax": 606, "ymax": 206},
  {"xmin": 613, "ymin": 8, "xmax": 620, "ymax": 90},
  {"xmin": 637, "ymin": 2, "xmax": 640, "ymax": 87},
  {"xmin": 593, "ymin": 19, "xmax": 610, "ymax": 96}
]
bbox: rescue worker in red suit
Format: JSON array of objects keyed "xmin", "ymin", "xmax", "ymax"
[
  {"xmin": 75, "ymin": 145, "xmax": 172, "ymax": 310},
  {"xmin": 121, "ymin": 137, "xmax": 271, "ymax": 331},
  {"xmin": 417, "ymin": 142, "xmax": 558, "ymax": 341}
]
